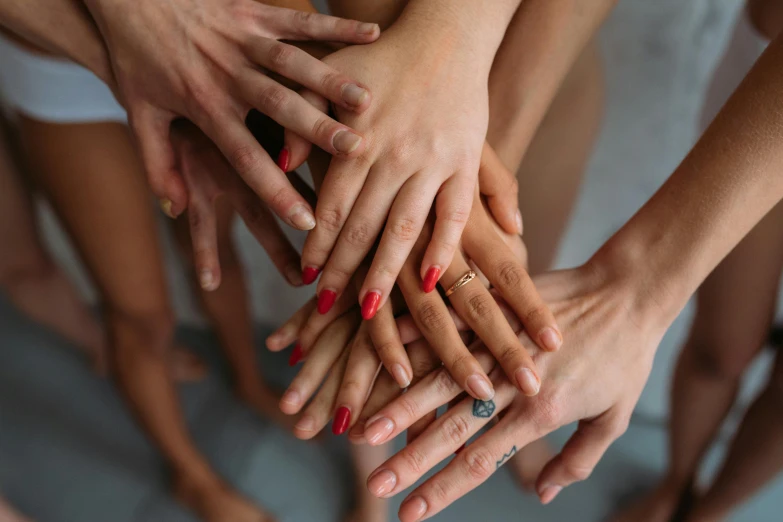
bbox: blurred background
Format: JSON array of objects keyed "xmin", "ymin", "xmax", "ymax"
[{"xmin": 2, "ymin": 0, "xmax": 782, "ymax": 520}]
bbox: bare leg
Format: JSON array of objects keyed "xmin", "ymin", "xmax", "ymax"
[
  {"xmin": 0, "ymin": 497, "xmax": 33, "ymax": 522},
  {"xmin": 0, "ymin": 119, "xmax": 104, "ymax": 370},
  {"xmin": 346, "ymin": 444, "xmax": 390, "ymax": 522},
  {"xmin": 18, "ymin": 118, "xmax": 270, "ymax": 522}
]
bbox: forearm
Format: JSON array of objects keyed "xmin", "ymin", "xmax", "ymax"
[
  {"xmin": 0, "ymin": 0, "xmax": 112, "ymax": 84},
  {"xmin": 488, "ymin": 0, "xmax": 617, "ymax": 166},
  {"xmin": 598, "ymin": 34, "xmax": 783, "ymax": 327}
]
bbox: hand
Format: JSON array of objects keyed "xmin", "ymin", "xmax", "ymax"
[
  {"xmin": 361, "ymin": 262, "xmax": 668, "ymax": 521},
  {"xmin": 169, "ymin": 119, "xmax": 313, "ymax": 290},
  {"xmin": 84, "ymin": 0, "xmax": 380, "ymax": 225},
  {"xmin": 290, "ymin": 21, "xmax": 492, "ymax": 318}
]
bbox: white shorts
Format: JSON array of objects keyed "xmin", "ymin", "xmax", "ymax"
[{"xmin": 0, "ymin": 34, "xmax": 126, "ymax": 124}]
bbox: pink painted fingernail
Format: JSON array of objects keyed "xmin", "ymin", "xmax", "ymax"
[
  {"xmin": 342, "ymin": 84, "xmax": 369, "ymax": 107},
  {"xmin": 515, "ymin": 210, "xmax": 524, "ymax": 235},
  {"xmin": 364, "ymin": 417, "xmax": 395, "ymax": 445},
  {"xmin": 295, "ymin": 415, "xmax": 315, "ymax": 432},
  {"xmin": 333, "ymin": 130, "xmax": 362, "ymax": 154},
  {"xmin": 392, "ymin": 364, "xmax": 411, "ymax": 388},
  {"xmin": 466, "ymin": 374, "xmax": 494, "ymax": 401},
  {"xmin": 280, "ymin": 389, "xmax": 301, "ymax": 409},
  {"xmin": 289, "ymin": 204, "xmax": 316, "ymax": 231},
  {"xmin": 539, "ymin": 485, "xmax": 563, "ymax": 505},
  {"xmin": 367, "ymin": 469, "xmax": 397, "ymax": 497},
  {"xmin": 539, "ymin": 327, "xmax": 562, "ymax": 351},
  {"xmin": 400, "ymin": 496, "xmax": 428, "ymax": 520},
  {"xmin": 515, "ymin": 368, "xmax": 540, "ymax": 396},
  {"xmin": 199, "ymin": 269, "xmax": 217, "ymax": 291}
]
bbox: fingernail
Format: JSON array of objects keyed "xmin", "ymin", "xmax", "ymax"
[
  {"xmin": 358, "ymin": 22, "xmax": 379, "ymax": 35},
  {"xmin": 539, "ymin": 485, "xmax": 563, "ymax": 505},
  {"xmin": 421, "ymin": 266, "xmax": 440, "ymax": 293},
  {"xmin": 285, "ymin": 264, "xmax": 303, "ymax": 286},
  {"xmin": 400, "ymin": 496, "xmax": 428, "ymax": 519},
  {"xmin": 516, "ymin": 368, "xmax": 540, "ymax": 396},
  {"xmin": 333, "ymin": 130, "xmax": 362, "ymax": 155},
  {"xmin": 280, "ymin": 389, "xmax": 301, "ymax": 408},
  {"xmin": 295, "ymin": 415, "xmax": 315, "ymax": 432},
  {"xmin": 515, "ymin": 210, "xmax": 523, "ymax": 235},
  {"xmin": 455, "ymin": 443, "xmax": 466, "ymax": 455},
  {"xmin": 466, "ymin": 374, "xmax": 494, "ymax": 401},
  {"xmin": 392, "ymin": 364, "xmax": 411, "ymax": 388},
  {"xmin": 276, "ymin": 147, "xmax": 290, "ymax": 172},
  {"xmin": 332, "ymin": 406, "xmax": 351, "ymax": 435},
  {"xmin": 302, "ymin": 266, "xmax": 320, "ymax": 285},
  {"xmin": 289, "ymin": 204, "xmax": 316, "ymax": 231},
  {"xmin": 159, "ymin": 198, "xmax": 176, "ymax": 219},
  {"xmin": 367, "ymin": 469, "xmax": 397, "ymax": 497},
  {"xmin": 361, "ymin": 291, "xmax": 381, "ymax": 320},
  {"xmin": 317, "ymin": 290, "xmax": 337, "ymax": 314},
  {"xmin": 365, "ymin": 417, "xmax": 395, "ymax": 445},
  {"xmin": 342, "ymin": 84, "xmax": 369, "ymax": 107},
  {"xmin": 539, "ymin": 327, "xmax": 562, "ymax": 351},
  {"xmin": 288, "ymin": 343, "xmax": 303, "ymax": 366},
  {"xmin": 199, "ymin": 269, "xmax": 217, "ymax": 291}
]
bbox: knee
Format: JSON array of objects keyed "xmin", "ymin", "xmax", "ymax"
[
  {"xmin": 684, "ymin": 337, "xmax": 754, "ymax": 381},
  {"xmin": 107, "ymin": 306, "xmax": 176, "ymax": 359}
]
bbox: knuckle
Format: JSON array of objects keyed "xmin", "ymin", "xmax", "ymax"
[
  {"xmin": 316, "ymin": 206, "xmax": 345, "ymax": 233},
  {"xmin": 344, "ymin": 221, "xmax": 373, "ymax": 247},
  {"xmin": 410, "ymin": 354, "xmax": 439, "ymax": 380},
  {"xmin": 374, "ymin": 339, "xmax": 400, "ymax": 359},
  {"xmin": 340, "ymin": 378, "xmax": 364, "ymax": 399},
  {"xmin": 292, "ymin": 10, "xmax": 317, "ymax": 33},
  {"xmin": 463, "ymin": 448, "xmax": 495, "ymax": 480},
  {"xmin": 398, "ymin": 394, "xmax": 421, "ymax": 420},
  {"xmin": 387, "ymin": 216, "xmax": 419, "ymax": 243},
  {"xmin": 267, "ymin": 43, "xmax": 295, "ymax": 69},
  {"xmin": 563, "ymin": 461, "xmax": 592, "ymax": 482},
  {"xmin": 440, "ymin": 207, "xmax": 471, "ymax": 227},
  {"xmin": 441, "ymin": 415, "xmax": 471, "ymax": 445},
  {"xmin": 427, "ymin": 479, "xmax": 450, "ymax": 504},
  {"xmin": 522, "ymin": 304, "xmax": 547, "ymax": 327},
  {"xmin": 496, "ymin": 260, "xmax": 523, "ymax": 289},
  {"xmin": 415, "ymin": 301, "xmax": 449, "ymax": 333},
  {"xmin": 400, "ymin": 447, "xmax": 427, "ymax": 475},
  {"xmin": 318, "ymin": 72, "xmax": 342, "ymax": 95},
  {"xmin": 311, "ymin": 116, "xmax": 336, "ymax": 142},
  {"xmin": 257, "ymin": 85, "xmax": 290, "ymax": 114},
  {"xmin": 465, "ymin": 293, "xmax": 493, "ymax": 322},
  {"xmin": 228, "ymin": 145, "xmax": 261, "ymax": 176},
  {"xmin": 495, "ymin": 343, "xmax": 522, "ymax": 367},
  {"xmin": 534, "ymin": 396, "xmax": 563, "ymax": 431},
  {"xmin": 432, "ymin": 368, "xmax": 459, "ymax": 396}
]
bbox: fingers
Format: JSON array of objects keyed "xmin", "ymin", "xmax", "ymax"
[
  {"xmin": 299, "ymin": 284, "xmax": 358, "ymax": 352},
  {"xmin": 363, "ymin": 349, "xmax": 496, "ymax": 446},
  {"xmin": 293, "ymin": 348, "xmax": 351, "ymax": 440},
  {"xmin": 366, "ymin": 366, "xmax": 516, "ymax": 502},
  {"xmin": 332, "ymin": 323, "xmax": 382, "ymax": 435},
  {"xmin": 535, "ymin": 414, "xmax": 628, "ymax": 505},
  {"xmin": 463, "ymin": 215, "xmax": 562, "ymax": 353},
  {"xmin": 396, "ymin": 412, "xmax": 540, "ymax": 522},
  {"xmin": 130, "ymin": 108, "xmax": 188, "ymax": 217},
  {"xmin": 281, "ymin": 90, "xmax": 328, "ymax": 173},
  {"xmin": 245, "ymin": 39, "xmax": 371, "ymax": 114},
  {"xmin": 360, "ymin": 175, "xmax": 437, "ymax": 318},
  {"xmin": 204, "ymin": 115, "xmax": 317, "ymax": 232},
  {"xmin": 478, "ymin": 142, "xmax": 522, "ymax": 236},
  {"xmin": 271, "ymin": 7, "xmax": 381, "ymax": 44},
  {"xmin": 265, "ymin": 297, "xmax": 316, "ymax": 352},
  {"xmin": 368, "ymin": 301, "xmax": 413, "ymax": 388},
  {"xmin": 419, "ymin": 172, "xmax": 474, "ymax": 286},
  {"xmin": 442, "ymin": 255, "xmax": 542, "ymax": 397},
  {"xmin": 186, "ymin": 194, "xmax": 221, "ymax": 291}
]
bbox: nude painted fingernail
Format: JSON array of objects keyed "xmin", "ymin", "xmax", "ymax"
[
  {"xmin": 539, "ymin": 327, "xmax": 562, "ymax": 351},
  {"xmin": 285, "ymin": 264, "xmax": 303, "ymax": 286},
  {"xmin": 333, "ymin": 130, "xmax": 362, "ymax": 154},
  {"xmin": 515, "ymin": 210, "xmax": 524, "ymax": 235},
  {"xmin": 289, "ymin": 204, "xmax": 316, "ymax": 231},
  {"xmin": 199, "ymin": 269, "xmax": 217, "ymax": 291},
  {"xmin": 281, "ymin": 389, "xmax": 301, "ymax": 408},
  {"xmin": 342, "ymin": 84, "xmax": 369, "ymax": 107},
  {"xmin": 365, "ymin": 417, "xmax": 395, "ymax": 445},
  {"xmin": 159, "ymin": 198, "xmax": 176, "ymax": 219},
  {"xmin": 516, "ymin": 368, "xmax": 540, "ymax": 396},
  {"xmin": 401, "ymin": 496, "xmax": 428, "ymax": 519},
  {"xmin": 392, "ymin": 364, "xmax": 411, "ymax": 388},
  {"xmin": 295, "ymin": 415, "xmax": 315, "ymax": 432},
  {"xmin": 367, "ymin": 469, "xmax": 397, "ymax": 497},
  {"xmin": 539, "ymin": 485, "xmax": 562, "ymax": 505},
  {"xmin": 358, "ymin": 22, "xmax": 379, "ymax": 35},
  {"xmin": 466, "ymin": 374, "xmax": 494, "ymax": 401}
]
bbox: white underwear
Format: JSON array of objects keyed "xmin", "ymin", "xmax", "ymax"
[{"xmin": 0, "ymin": 34, "xmax": 126, "ymax": 124}]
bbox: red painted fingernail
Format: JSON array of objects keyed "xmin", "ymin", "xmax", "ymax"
[
  {"xmin": 422, "ymin": 266, "xmax": 440, "ymax": 293},
  {"xmin": 302, "ymin": 266, "xmax": 320, "ymax": 285},
  {"xmin": 276, "ymin": 147, "xmax": 290, "ymax": 172},
  {"xmin": 288, "ymin": 343, "xmax": 303, "ymax": 366},
  {"xmin": 361, "ymin": 291, "xmax": 381, "ymax": 320},
  {"xmin": 455, "ymin": 443, "xmax": 466, "ymax": 455},
  {"xmin": 317, "ymin": 290, "xmax": 337, "ymax": 314},
  {"xmin": 332, "ymin": 406, "xmax": 351, "ymax": 435}
]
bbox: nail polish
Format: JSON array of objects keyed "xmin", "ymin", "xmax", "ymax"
[
  {"xmin": 367, "ymin": 469, "xmax": 397, "ymax": 497},
  {"xmin": 288, "ymin": 343, "xmax": 303, "ymax": 366},
  {"xmin": 421, "ymin": 266, "xmax": 440, "ymax": 293},
  {"xmin": 515, "ymin": 368, "xmax": 541, "ymax": 396},
  {"xmin": 333, "ymin": 130, "xmax": 362, "ymax": 154},
  {"xmin": 361, "ymin": 291, "xmax": 381, "ymax": 320},
  {"xmin": 539, "ymin": 327, "xmax": 563, "ymax": 351},
  {"xmin": 539, "ymin": 485, "xmax": 563, "ymax": 505},
  {"xmin": 364, "ymin": 417, "xmax": 395, "ymax": 445},
  {"xmin": 342, "ymin": 84, "xmax": 369, "ymax": 107},
  {"xmin": 466, "ymin": 374, "xmax": 495, "ymax": 401},
  {"xmin": 317, "ymin": 290, "xmax": 337, "ymax": 314},
  {"xmin": 276, "ymin": 147, "xmax": 290, "ymax": 172},
  {"xmin": 332, "ymin": 406, "xmax": 351, "ymax": 435},
  {"xmin": 302, "ymin": 266, "xmax": 320, "ymax": 285},
  {"xmin": 288, "ymin": 204, "xmax": 316, "ymax": 231}
]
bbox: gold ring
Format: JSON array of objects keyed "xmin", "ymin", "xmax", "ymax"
[{"xmin": 445, "ymin": 270, "xmax": 477, "ymax": 297}]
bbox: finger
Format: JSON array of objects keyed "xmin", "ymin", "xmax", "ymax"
[
  {"xmin": 265, "ymin": 297, "xmax": 316, "ymax": 352},
  {"xmin": 397, "ymin": 412, "xmax": 541, "ymax": 522},
  {"xmin": 245, "ymin": 39, "xmax": 371, "ymax": 113},
  {"xmin": 294, "ymin": 347, "xmax": 350, "ymax": 440},
  {"xmin": 419, "ymin": 172, "xmax": 474, "ymax": 285},
  {"xmin": 464, "ymin": 216, "xmax": 562, "ymax": 352},
  {"xmin": 186, "ymin": 195, "xmax": 221, "ymax": 291},
  {"xmin": 404, "ymin": 338, "xmax": 443, "ymax": 444},
  {"xmin": 281, "ymin": 89, "xmax": 327, "ymax": 173},
  {"xmin": 366, "ymin": 366, "xmax": 516, "ymax": 500},
  {"xmin": 204, "ymin": 113, "xmax": 317, "ymax": 232},
  {"xmin": 363, "ymin": 349, "xmax": 496, "ymax": 446},
  {"xmin": 360, "ymin": 175, "xmax": 435, "ymax": 318},
  {"xmin": 299, "ymin": 284, "xmax": 358, "ymax": 352},
  {"xmin": 478, "ymin": 142, "xmax": 522, "ymax": 235},
  {"xmin": 130, "ymin": 108, "xmax": 187, "ymax": 217},
  {"xmin": 348, "ymin": 369, "xmax": 402, "ymax": 444},
  {"xmin": 535, "ymin": 415, "xmax": 627, "ymax": 505},
  {"xmin": 332, "ymin": 323, "xmax": 382, "ymax": 435},
  {"xmin": 279, "ymin": 310, "xmax": 361, "ymax": 415},
  {"xmin": 271, "ymin": 8, "xmax": 381, "ymax": 44},
  {"xmin": 442, "ymin": 256, "xmax": 542, "ymax": 397},
  {"xmin": 368, "ymin": 301, "xmax": 413, "ymax": 388},
  {"xmin": 396, "ymin": 308, "xmax": 468, "ymax": 344}
]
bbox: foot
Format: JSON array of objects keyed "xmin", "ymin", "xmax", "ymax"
[
  {"xmin": 0, "ymin": 496, "xmax": 34, "ymax": 522},
  {"xmin": 175, "ymin": 472, "xmax": 276, "ymax": 522},
  {"xmin": 610, "ymin": 482, "xmax": 688, "ymax": 522},
  {"xmin": 508, "ymin": 438, "xmax": 553, "ymax": 491},
  {"xmin": 345, "ymin": 495, "xmax": 388, "ymax": 522},
  {"xmin": 237, "ymin": 384, "xmax": 299, "ymax": 432}
]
